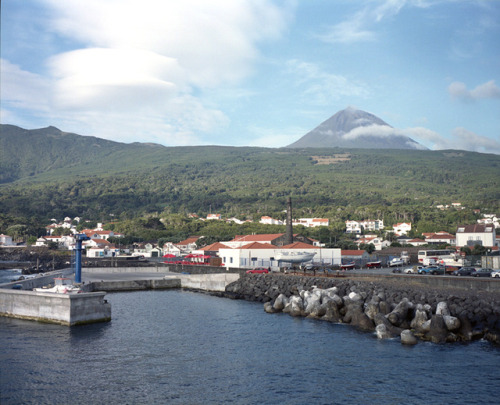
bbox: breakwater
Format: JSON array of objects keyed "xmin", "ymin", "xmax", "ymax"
[{"xmin": 224, "ymin": 274, "xmax": 500, "ymax": 345}]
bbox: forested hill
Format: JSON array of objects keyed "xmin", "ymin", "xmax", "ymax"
[{"xmin": 1, "ymin": 124, "xmax": 499, "ymax": 225}]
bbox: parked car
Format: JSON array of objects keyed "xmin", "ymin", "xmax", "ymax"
[
  {"xmin": 404, "ymin": 266, "xmax": 422, "ymax": 274},
  {"xmin": 452, "ymin": 267, "xmax": 476, "ymax": 276},
  {"xmin": 491, "ymin": 270, "xmax": 500, "ymax": 278},
  {"xmin": 246, "ymin": 267, "xmax": 269, "ymax": 274},
  {"xmin": 471, "ymin": 268, "xmax": 493, "ymax": 277},
  {"xmin": 418, "ymin": 266, "xmax": 445, "ymax": 275}
]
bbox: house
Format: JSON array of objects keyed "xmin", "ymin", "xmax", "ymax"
[
  {"xmin": 407, "ymin": 238, "xmax": 427, "ymax": 247},
  {"xmin": 393, "ymin": 222, "xmax": 411, "ymax": 236},
  {"xmin": 217, "ymin": 241, "xmax": 341, "ymax": 269},
  {"xmin": 206, "ymin": 214, "xmax": 222, "ymax": 220},
  {"xmin": 83, "ymin": 238, "xmax": 110, "ymax": 249},
  {"xmin": 175, "ymin": 236, "xmax": 201, "ymax": 253},
  {"xmin": 162, "ymin": 242, "xmax": 183, "ymax": 256},
  {"xmin": 134, "ymin": 243, "xmax": 162, "ymax": 258},
  {"xmin": 82, "ymin": 229, "xmax": 123, "ymax": 240},
  {"xmin": 260, "ymin": 216, "xmax": 283, "ymax": 225},
  {"xmin": 292, "ymin": 218, "xmax": 329, "ymax": 228},
  {"xmin": 456, "ymin": 224, "xmax": 497, "ymax": 248},
  {"xmin": 345, "ymin": 219, "xmax": 384, "ymax": 233},
  {"xmin": 354, "ymin": 235, "xmax": 390, "ymax": 251},
  {"xmin": 225, "ymin": 233, "xmax": 314, "ymax": 248},
  {"xmin": 196, "ymin": 242, "xmax": 231, "ymax": 256},
  {"xmin": 0, "ymin": 234, "xmax": 14, "ymax": 246},
  {"xmin": 86, "ymin": 246, "xmax": 120, "ymax": 258},
  {"xmin": 478, "ymin": 214, "xmax": 499, "ymax": 229},
  {"xmin": 424, "ymin": 232, "xmax": 456, "ymax": 246}
]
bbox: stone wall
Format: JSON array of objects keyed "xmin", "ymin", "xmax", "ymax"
[{"xmin": 223, "ymin": 274, "xmax": 500, "ymax": 345}]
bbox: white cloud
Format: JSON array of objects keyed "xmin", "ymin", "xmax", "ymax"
[
  {"xmin": 448, "ymin": 80, "xmax": 500, "ymax": 101},
  {"xmin": 0, "ymin": 59, "xmax": 50, "ymax": 112},
  {"xmin": 317, "ymin": 0, "xmax": 430, "ymax": 44},
  {"xmin": 285, "ymin": 59, "xmax": 370, "ymax": 104},
  {"xmin": 404, "ymin": 125, "xmax": 500, "ymax": 154},
  {"xmin": 1, "ymin": 0, "xmax": 292, "ymax": 145}
]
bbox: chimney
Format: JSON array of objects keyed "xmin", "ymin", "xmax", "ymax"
[{"xmin": 285, "ymin": 197, "xmax": 293, "ymax": 245}]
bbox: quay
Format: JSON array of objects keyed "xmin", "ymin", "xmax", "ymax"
[{"xmin": 0, "ymin": 266, "xmax": 240, "ymax": 326}]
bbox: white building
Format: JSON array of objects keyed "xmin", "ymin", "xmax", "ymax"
[
  {"xmin": 0, "ymin": 234, "xmax": 14, "ymax": 246},
  {"xmin": 456, "ymin": 224, "xmax": 497, "ymax": 248},
  {"xmin": 260, "ymin": 216, "xmax": 283, "ymax": 225},
  {"xmin": 346, "ymin": 219, "xmax": 384, "ymax": 233},
  {"xmin": 478, "ymin": 214, "xmax": 499, "ymax": 229},
  {"xmin": 393, "ymin": 222, "xmax": 412, "ymax": 236},
  {"xmin": 218, "ymin": 241, "xmax": 341, "ymax": 269},
  {"xmin": 292, "ymin": 218, "xmax": 329, "ymax": 228}
]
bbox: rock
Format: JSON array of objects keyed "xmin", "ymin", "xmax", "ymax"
[
  {"xmin": 436, "ymin": 302, "xmax": 450, "ymax": 316},
  {"xmin": 288, "ymin": 295, "xmax": 304, "ymax": 317},
  {"xmin": 387, "ymin": 298, "xmax": 413, "ymax": 327},
  {"xmin": 264, "ymin": 302, "xmax": 276, "ymax": 313},
  {"xmin": 376, "ymin": 324, "xmax": 393, "ymax": 339},
  {"xmin": 456, "ymin": 315, "xmax": 473, "ymax": 341},
  {"xmin": 348, "ymin": 291, "xmax": 362, "ymax": 302},
  {"xmin": 401, "ymin": 329, "xmax": 418, "ymax": 345},
  {"xmin": 273, "ymin": 294, "xmax": 288, "ymax": 311},
  {"xmin": 374, "ymin": 313, "xmax": 403, "ymax": 337},
  {"xmin": 425, "ymin": 315, "xmax": 448, "ymax": 343},
  {"xmin": 443, "ymin": 315, "xmax": 461, "ymax": 331},
  {"xmin": 410, "ymin": 304, "xmax": 429, "ymax": 332},
  {"xmin": 322, "ymin": 300, "xmax": 342, "ymax": 323}
]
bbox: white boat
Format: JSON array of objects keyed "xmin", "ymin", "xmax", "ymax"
[
  {"xmin": 275, "ymin": 251, "xmax": 316, "ymax": 263},
  {"xmin": 33, "ymin": 277, "xmax": 81, "ymax": 294}
]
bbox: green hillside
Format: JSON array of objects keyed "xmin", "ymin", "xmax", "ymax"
[{"xmin": 1, "ymin": 124, "xmax": 499, "ymax": 232}]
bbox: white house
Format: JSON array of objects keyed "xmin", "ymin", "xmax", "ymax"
[
  {"xmin": 207, "ymin": 214, "xmax": 222, "ymax": 220},
  {"xmin": 260, "ymin": 216, "xmax": 283, "ymax": 225},
  {"xmin": 86, "ymin": 246, "xmax": 120, "ymax": 258},
  {"xmin": 478, "ymin": 214, "xmax": 499, "ymax": 229},
  {"xmin": 346, "ymin": 219, "xmax": 384, "ymax": 233},
  {"xmin": 424, "ymin": 232, "xmax": 456, "ymax": 246},
  {"xmin": 456, "ymin": 224, "xmax": 497, "ymax": 248},
  {"xmin": 218, "ymin": 241, "xmax": 341, "ymax": 269},
  {"xmin": 0, "ymin": 234, "xmax": 14, "ymax": 246},
  {"xmin": 393, "ymin": 222, "xmax": 412, "ymax": 236},
  {"xmin": 355, "ymin": 235, "xmax": 390, "ymax": 251},
  {"xmin": 292, "ymin": 218, "xmax": 329, "ymax": 228}
]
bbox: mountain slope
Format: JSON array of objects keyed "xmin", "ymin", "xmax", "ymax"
[
  {"xmin": 288, "ymin": 107, "xmax": 427, "ymax": 150},
  {"xmin": 0, "ymin": 124, "xmax": 164, "ymax": 183},
  {"xmin": 1, "ymin": 124, "xmax": 499, "ymax": 223}
]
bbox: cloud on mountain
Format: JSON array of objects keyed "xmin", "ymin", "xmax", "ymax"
[{"xmin": 448, "ymin": 80, "xmax": 500, "ymax": 101}]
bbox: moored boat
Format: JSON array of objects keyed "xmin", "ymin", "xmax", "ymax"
[
  {"xmin": 33, "ymin": 277, "xmax": 81, "ymax": 294},
  {"xmin": 275, "ymin": 251, "xmax": 316, "ymax": 263}
]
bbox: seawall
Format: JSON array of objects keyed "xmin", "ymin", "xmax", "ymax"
[{"xmin": 224, "ymin": 274, "xmax": 500, "ymax": 344}]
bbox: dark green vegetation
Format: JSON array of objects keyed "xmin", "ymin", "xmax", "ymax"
[{"xmin": 1, "ymin": 124, "xmax": 499, "ymax": 242}]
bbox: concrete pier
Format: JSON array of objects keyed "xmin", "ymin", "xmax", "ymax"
[{"xmin": 0, "ymin": 289, "xmax": 111, "ymax": 326}]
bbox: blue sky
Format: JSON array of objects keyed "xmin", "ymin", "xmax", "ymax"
[{"xmin": 1, "ymin": 0, "xmax": 499, "ymax": 153}]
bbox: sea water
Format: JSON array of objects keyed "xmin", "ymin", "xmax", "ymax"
[{"xmin": 1, "ymin": 289, "xmax": 499, "ymax": 404}]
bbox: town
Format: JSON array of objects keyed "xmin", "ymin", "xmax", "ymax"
[{"xmin": 1, "ymin": 207, "xmax": 498, "ymax": 273}]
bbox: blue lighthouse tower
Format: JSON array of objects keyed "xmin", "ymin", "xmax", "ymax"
[{"xmin": 74, "ymin": 234, "xmax": 90, "ymax": 283}]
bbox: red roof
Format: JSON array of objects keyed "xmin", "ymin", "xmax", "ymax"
[
  {"xmin": 177, "ymin": 236, "xmax": 200, "ymax": 245},
  {"xmin": 232, "ymin": 234, "xmax": 284, "ymax": 242},
  {"xmin": 200, "ymin": 242, "xmax": 230, "ymax": 251},
  {"xmin": 281, "ymin": 242, "xmax": 315, "ymax": 249},
  {"xmin": 237, "ymin": 242, "xmax": 277, "ymax": 249}
]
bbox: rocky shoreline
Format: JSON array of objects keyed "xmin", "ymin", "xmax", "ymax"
[
  {"xmin": 0, "ymin": 248, "xmax": 70, "ymax": 273},
  {"xmin": 223, "ymin": 274, "xmax": 500, "ymax": 345}
]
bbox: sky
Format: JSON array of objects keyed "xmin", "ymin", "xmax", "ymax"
[{"xmin": 1, "ymin": 0, "xmax": 499, "ymax": 153}]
